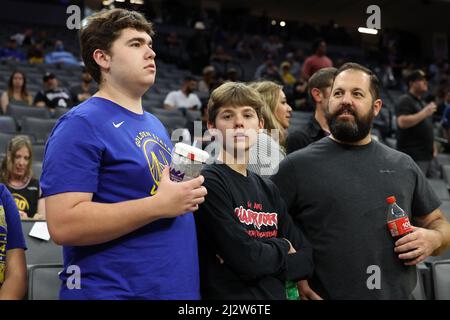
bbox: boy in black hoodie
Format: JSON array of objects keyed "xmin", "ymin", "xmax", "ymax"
[{"xmin": 195, "ymin": 82, "xmax": 313, "ymax": 299}]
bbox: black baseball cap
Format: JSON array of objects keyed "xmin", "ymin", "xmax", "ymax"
[
  {"xmin": 406, "ymin": 70, "xmax": 426, "ymax": 83},
  {"xmin": 43, "ymin": 72, "xmax": 56, "ymax": 82}
]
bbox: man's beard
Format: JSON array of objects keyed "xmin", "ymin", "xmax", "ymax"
[{"xmin": 325, "ymin": 104, "xmax": 375, "ymax": 143}]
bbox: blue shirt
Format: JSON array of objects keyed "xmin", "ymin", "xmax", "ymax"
[
  {"xmin": 0, "ymin": 184, "xmax": 27, "ymax": 286},
  {"xmin": 41, "ymin": 97, "xmax": 200, "ymax": 300}
]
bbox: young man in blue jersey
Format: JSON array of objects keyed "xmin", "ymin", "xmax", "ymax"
[
  {"xmin": 40, "ymin": 8, "xmax": 207, "ymax": 300},
  {"xmin": 0, "ymin": 184, "xmax": 27, "ymax": 300}
]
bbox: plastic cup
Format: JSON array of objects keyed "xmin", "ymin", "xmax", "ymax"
[{"xmin": 169, "ymin": 142, "xmax": 209, "ymax": 182}]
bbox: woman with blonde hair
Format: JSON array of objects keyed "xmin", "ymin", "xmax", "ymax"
[
  {"xmin": 0, "ymin": 70, "xmax": 32, "ymax": 114},
  {"xmin": 0, "ymin": 136, "xmax": 45, "ymax": 220},
  {"xmin": 248, "ymin": 81, "xmax": 292, "ymax": 176}
]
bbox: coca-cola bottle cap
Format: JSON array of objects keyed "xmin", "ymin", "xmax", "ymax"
[{"xmin": 386, "ymin": 196, "xmax": 396, "ymax": 204}]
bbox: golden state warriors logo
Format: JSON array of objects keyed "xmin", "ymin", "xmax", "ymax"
[
  {"xmin": 0, "ymin": 206, "xmax": 5, "ymax": 228},
  {"xmin": 12, "ymin": 194, "xmax": 29, "ymax": 212},
  {"xmin": 136, "ymin": 131, "xmax": 172, "ymax": 195}
]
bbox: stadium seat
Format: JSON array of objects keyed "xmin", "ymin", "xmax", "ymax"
[
  {"xmin": 21, "ymin": 221, "xmax": 63, "ymax": 265},
  {"xmin": 53, "ymin": 107, "xmax": 70, "ymax": 119},
  {"xmin": 8, "ymin": 104, "xmax": 50, "ymax": 128},
  {"xmin": 21, "ymin": 117, "xmax": 58, "ymax": 143},
  {"xmin": 437, "ymin": 153, "xmax": 450, "ymax": 167},
  {"xmin": 149, "ymin": 107, "xmax": 184, "ymax": 117},
  {"xmin": 431, "ymin": 259, "xmax": 450, "ymax": 300},
  {"xmin": 0, "ymin": 132, "xmax": 16, "ymax": 155},
  {"xmin": 186, "ymin": 109, "xmax": 202, "ymax": 122},
  {"xmin": 155, "ymin": 114, "xmax": 187, "ymax": 133},
  {"xmin": 411, "ymin": 263, "xmax": 427, "ymax": 300},
  {"xmin": 385, "ymin": 137, "xmax": 397, "ymax": 149},
  {"xmin": 142, "ymin": 96, "xmax": 164, "ymax": 110},
  {"xmin": 27, "ymin": 264, "xmax": 63, "ymax": 300},
  {"xmin": 291, "ymin": 111, "xmax": 313, "ymax": 120},
  {"xmin": 440, "ymin": 200, "xmax": 450, "ymax": 219},
  {"xmin": 418, "ymin": 262, "xmax": 435, "ymax": 300},
  {"xmin": 32, "ymin": 161, "xmax": 43, "ymax": 179},
  {"xmin": 32, "ymin": 143, "xmax": 46, "ymax": 162},
  {"xmin": 426, "ymin": 179, "xmax": 450, "ymax": 201},
  {"xmin": 442, "ymin": 165, "xmax": 450, "ymax": 188},
  {"xmin": 0, "ymin": 115, "xmax": 17, "ymax": 133}
]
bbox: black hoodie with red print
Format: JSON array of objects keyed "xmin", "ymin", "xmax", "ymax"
[{"xmin": 195, "ymin": 163, "xmax": 313, "ymax": 300}]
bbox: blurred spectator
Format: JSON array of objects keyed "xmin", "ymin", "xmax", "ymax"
[
  {"xmin": 22, "ymin": 28, "xmax": 35, "ymax": 47},
  {"xmin": 401, "ymin": 61, "xmax": 416, "ymax": 82},
  {"xmin": 0, "ymin": 136, "xmax": 45, "ymax": 220},
  {"xmin": 69, "ymin": 67, "xmax": 98, "ymax": 105},
  {"xmin": 27, "ymin": 43, "xmax": 44, "ymax": 64},
  {"xmin": 210, "ymin": 45, "xmax": 233, "ymax": 63},
  {"xmin": 279, "ymin": 61, "xmax": 296, "ymax": 86},
  {"xmin": 0, "ymin": 38, "xmax": 25, "ymax": 62},
  {"xmin": 248, "ymin": 81, "xmax": 292, "ymax": 176},
  {"xmin": 294, "ymin": 48, "xmax": 305, "ymax": 65},
  {"xmin": 262, "ymin": 35, "xmax": 283, "ymax": 58},
  {"xmin": 163, "ymin": 76, "xmax": 202, "ymax": 111},
  {"xmin": 249, "ymin": 35, "xmax": 264, "ymax": 56},
  {"xmin": 198, "ymin": 65, "xmax": 217, "ymax": 94},
  {"xmin": 291, "ymin": 73, "xmax": 309, "ymax": 111},
  {"xmin": 433, "ymin": 78, "xmax": 449, "ymax": 122},
  {"xmin": 45, "ymin": 40, "xmax": 80, "ymax": 66},
  {"xmin": 166, "ymin": 32, "xmax": 181, "ymax": 47},
  {"xmin": 380, "ymin": 59, "xmax": 397, "ymax": 89},
  {"xmin": 440, "ymin": 91, "xmax": 450, "ymax": 139},
  {"xmin": 301, "ymin": 38, "xmax": 333, "ymax": 80},
  {"xmin": 11, "ymin": 28, "xmax": 34, "ymax": 47},
  {"xmin": 34, "ymin": 72, "xmax": 72, "ymax": 110},
  {"xmin": 164, "ymin": 32, "xmax": 182, "ymax": 64},
  {"xmin": 235, "ymin": 37, "xmax": 253, "ymax": 60},
  {"xmin": 1, "ymin": 71, "xmax": 32, "ymax": 115},
  {"xmin": 286, "ymin": 67, "xmax": 336, "ymax": 154},
  {"xmin": 225, "ymin": 67, "xmax": 239, "ymax": 82},
  {"xmin": 187, "ymin": 21, "xmax": 211, "ymax": 75},
  {"xmin": 254, "ymin": 55, "xmax": 282, "ymax": 82},
  {"xmin": 284, "ymin": 52, "xmax": 301, "ymax": 76},
  {"xmin": 35, "ymin": 30, "xmax": 52, "ymax": 50},
  {"xmin": 396, "ymin": 70, "xmax": 438, "ymax": 177}
]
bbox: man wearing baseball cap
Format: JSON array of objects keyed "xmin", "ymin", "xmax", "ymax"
[
  {"xmin": 395, "ymin": 70, "xmax": 438, "ymax": 177},
  {"xmin": 34, "ymin": 72, "xmax": 72, "ymax": 110}
]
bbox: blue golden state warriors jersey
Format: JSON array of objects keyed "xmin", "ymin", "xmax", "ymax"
[
  {"xmin": 41, "ymin": 97, "xmax": 200, "ymax": 300},
  {"xmin": 0, "ymin": 184, "xmax": 27, "ymax": 286}
]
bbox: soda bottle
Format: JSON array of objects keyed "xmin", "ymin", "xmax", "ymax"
[
  {"xmin": 285, "ymin": 280, "xmax": 300, "ymax": 300},
  {"xmin": 386, "ymin": 196, "xmax": 413, "ymax": 241}
]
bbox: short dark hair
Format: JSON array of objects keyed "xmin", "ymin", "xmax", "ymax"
[
  {"xmin": 312, "ymin": 38, "xmax": 325, "ymax": 52},
  {"xmin": 207, "ymin": 82, "xmax": 263, "ymax": 125},
  {"xmin": 406, "ymin": 69, "xmax": 426, "ymax": 86},
  {"xmin": 333, "ymin": 62, "xmax": 380, "ymax": 100},
  {"xmin": 308, "ymin": 67, "xmax": 337, "ymax": 96},
  {"xmin": 79, "ymin": 8, "xmax": 154, "ymax": 84},
  {"xmin": 184, "ymin": 75, "xmax": 197, "ymax": 82}
]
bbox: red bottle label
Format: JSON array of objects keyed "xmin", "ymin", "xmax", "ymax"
[{"xmin": 387, "ymin": 216, "xmax": 413, "ymax": 237}]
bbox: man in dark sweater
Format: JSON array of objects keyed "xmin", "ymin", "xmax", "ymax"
[
  {"xmin": 196, "ymin": 82, "xmax": 313, "ymax": 299},
  {"xmin": 395, "ymin": 70, "xmax": 437, "ymax": 176},
  {"xmin": 286, "ymin": 67, "xmax": 336, "ymax": 154}
]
